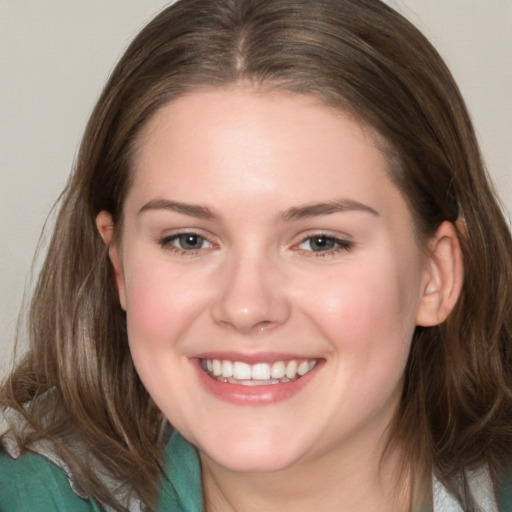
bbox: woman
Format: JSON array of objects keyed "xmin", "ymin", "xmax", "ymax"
[{"xmin": 1, "ymin": 1, "xmax": 511, "ymax": 510}]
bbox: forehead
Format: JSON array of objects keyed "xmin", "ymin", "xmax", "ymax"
[
  {"xmin": 135, "ymin": 84, "xmax": 383, "ymax": 159},
  {"xmin": 124, "ymin": 84, "xmax": 414, "ymax": 233}
]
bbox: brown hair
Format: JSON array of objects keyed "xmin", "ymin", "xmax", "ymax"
[{"xmin": 2, "ymin": 0, "xmax": 512, "ymax": 509}]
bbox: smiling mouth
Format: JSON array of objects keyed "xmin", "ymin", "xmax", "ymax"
[{"xmin": 200, "ymin": 358, "xmax": 318, "ymax": 386}]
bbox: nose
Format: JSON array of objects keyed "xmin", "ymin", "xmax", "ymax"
[{"xmin": 211, "ymin": 250, "xmax": 291, "ymax": 335}]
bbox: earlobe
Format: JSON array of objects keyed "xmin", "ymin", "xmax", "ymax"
[
  {"xmin": 96, "ymin": 210, "xmax": 127, "ymax": 311},
  {"xmin": 415, "ymin": 221, "xmax": 464, "ymax": 327}
]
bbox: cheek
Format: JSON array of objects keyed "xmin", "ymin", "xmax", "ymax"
[
  {"xmin": 121, "ymin": 255, "xmax": 209, "ymax": 351},
  {"xmin": 297, "ymin": 256, "xmax": 421, "ymax": 361},
  {"xmin": 119, "ymin": 254, "xmax": 213, "ymax": 408}
]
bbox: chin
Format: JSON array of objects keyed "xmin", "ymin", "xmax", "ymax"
[
  {"xmin": 196, "ymin": 428, "xmax": 305, "ymax": 473},
  {"xmin": 203, "ymin": 448, "xmax": 295, "ymax": 474}
]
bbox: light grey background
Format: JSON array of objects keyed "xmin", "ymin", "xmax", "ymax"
[{"xmin": 1, "ymin": 1, "xmax": 511, "ymax": 377}]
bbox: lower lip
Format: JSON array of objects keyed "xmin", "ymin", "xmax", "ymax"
[{"xmin": 192, "ymin": 359, "xmax": 322, "ymax": 405}]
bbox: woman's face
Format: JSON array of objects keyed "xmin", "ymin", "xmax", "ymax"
[{"xmin": 108, "ymin": 86, "xmax": 435, "ymax": 473}]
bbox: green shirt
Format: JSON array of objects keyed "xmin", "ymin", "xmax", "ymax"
[
  {"xmin": 2, "ymin": 431, "xmax": 512, "ymax": 511},
  {"xmin": 0, "ymin": 431, "xmax": 203, "ymax": 512}
]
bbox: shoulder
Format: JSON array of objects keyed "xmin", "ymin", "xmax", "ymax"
[{"xmin": 0, "ymin": 449, "xmax": 101, "ymax": 512}]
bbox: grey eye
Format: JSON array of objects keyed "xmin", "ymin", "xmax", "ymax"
[
  {"xmin": 298, "ymin": 234, "xmax": 352, "ymax": 254},
  {"xmin": 302, "ymin": 236, "xmax": 336, "ymax": 251},
  {"xmin": 175, "ymin": 233, "xmax": 208, "ymax": 250}
]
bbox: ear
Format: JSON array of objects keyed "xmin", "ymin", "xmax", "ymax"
[
  {"xmin": 415, "ymin": 221, "xmax": 464, "ymax": 327},
  {"xmin": 96, "ymin": 210, "xmax": 126, "ymax": 311}
]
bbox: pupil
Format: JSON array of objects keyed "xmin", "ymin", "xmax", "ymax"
[
  {"xmin": 181, "ymin": 234, "xmax": 201, "ymax": 249},
  {"xmin": 312, "ymin": 236, "xmax": 334, "ymax": 251}
]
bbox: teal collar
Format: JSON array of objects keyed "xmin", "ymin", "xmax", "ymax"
[{"xmin": 158, "ymin": 431, "xmax": 204, "ymax": 512}]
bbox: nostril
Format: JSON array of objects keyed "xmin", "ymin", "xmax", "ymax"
[
  {"xmin": 216, "ymin": 318, "xmax": 276, "ymax": 334},
  {"xmin": 254, "ymin": 320, "xmax": 273, "ymax": 332}
]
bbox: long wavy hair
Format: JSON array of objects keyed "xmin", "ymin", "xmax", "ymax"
[{"xmin": 2, "ymin": 0, "xmax": 512, "ymax": 510}]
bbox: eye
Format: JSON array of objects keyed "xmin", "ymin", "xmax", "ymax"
[
  {"xmin": 161, "ymin": 232, "xmax": 212, "ymax": 252},
  {"xmin": 298, "ymin": 234, "xmax": 352, "ymax": 254}
]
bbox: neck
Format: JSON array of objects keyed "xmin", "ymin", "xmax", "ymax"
[{"xmin": 201, "ymin": 432, "xmax": 412, "ymax": 512}]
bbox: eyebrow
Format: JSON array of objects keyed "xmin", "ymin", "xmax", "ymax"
[
  {"xmin": 138, "ymin": 199, "xmax": 220, "ymax": 220},
  {"xmin": 138, "ymin": 197, "xmax": 379, "ymax": 222},
  {"xmin": 279, "ymin": 199, "xmax": 379, "ymax": 222}
]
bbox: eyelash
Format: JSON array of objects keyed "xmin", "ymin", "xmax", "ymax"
[
  {"xmin": 158, "ymin": 232, "xmax": 354, "ymax": 257},
  {"xmin": 159, "ymin": 232, "xmax": 214, "ymax": 255},
  {"xmin": 296, "ymin": 233, "xmax": 353, "ymax": 257}
]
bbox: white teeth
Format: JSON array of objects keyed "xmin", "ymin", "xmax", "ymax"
[
  {"xmin": 221, "ymin": 360, "xmax": 233, "ymax": 378},
  {"xmin": 285, "ymin": 360, "xmax": 298, "ymax": 379},
  {"xmin": 252, "ymin": 363, "xmax": 271, "ymax": 380},
  {"xmin": 270, "ymin": 361, "xmax": 286, "ymax": 379},
  {"xmin": 233, "ymin": 361, "xmax": 252, "ymax": 380},
  {"xmin": 297, "ymin": 360, "xmax": 310, "ymax": 376},
  {"xmin": 202, "ymin": 357, "xmax": 318, "ymax": 384},
  {"xmin": 212, "ymin": 359, "xmax": 222, "ymax": 376}
]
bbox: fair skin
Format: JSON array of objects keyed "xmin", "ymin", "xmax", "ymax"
[{"xmin": 97, "ymin": 85, "xmax": 463, "ymax": 512}]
